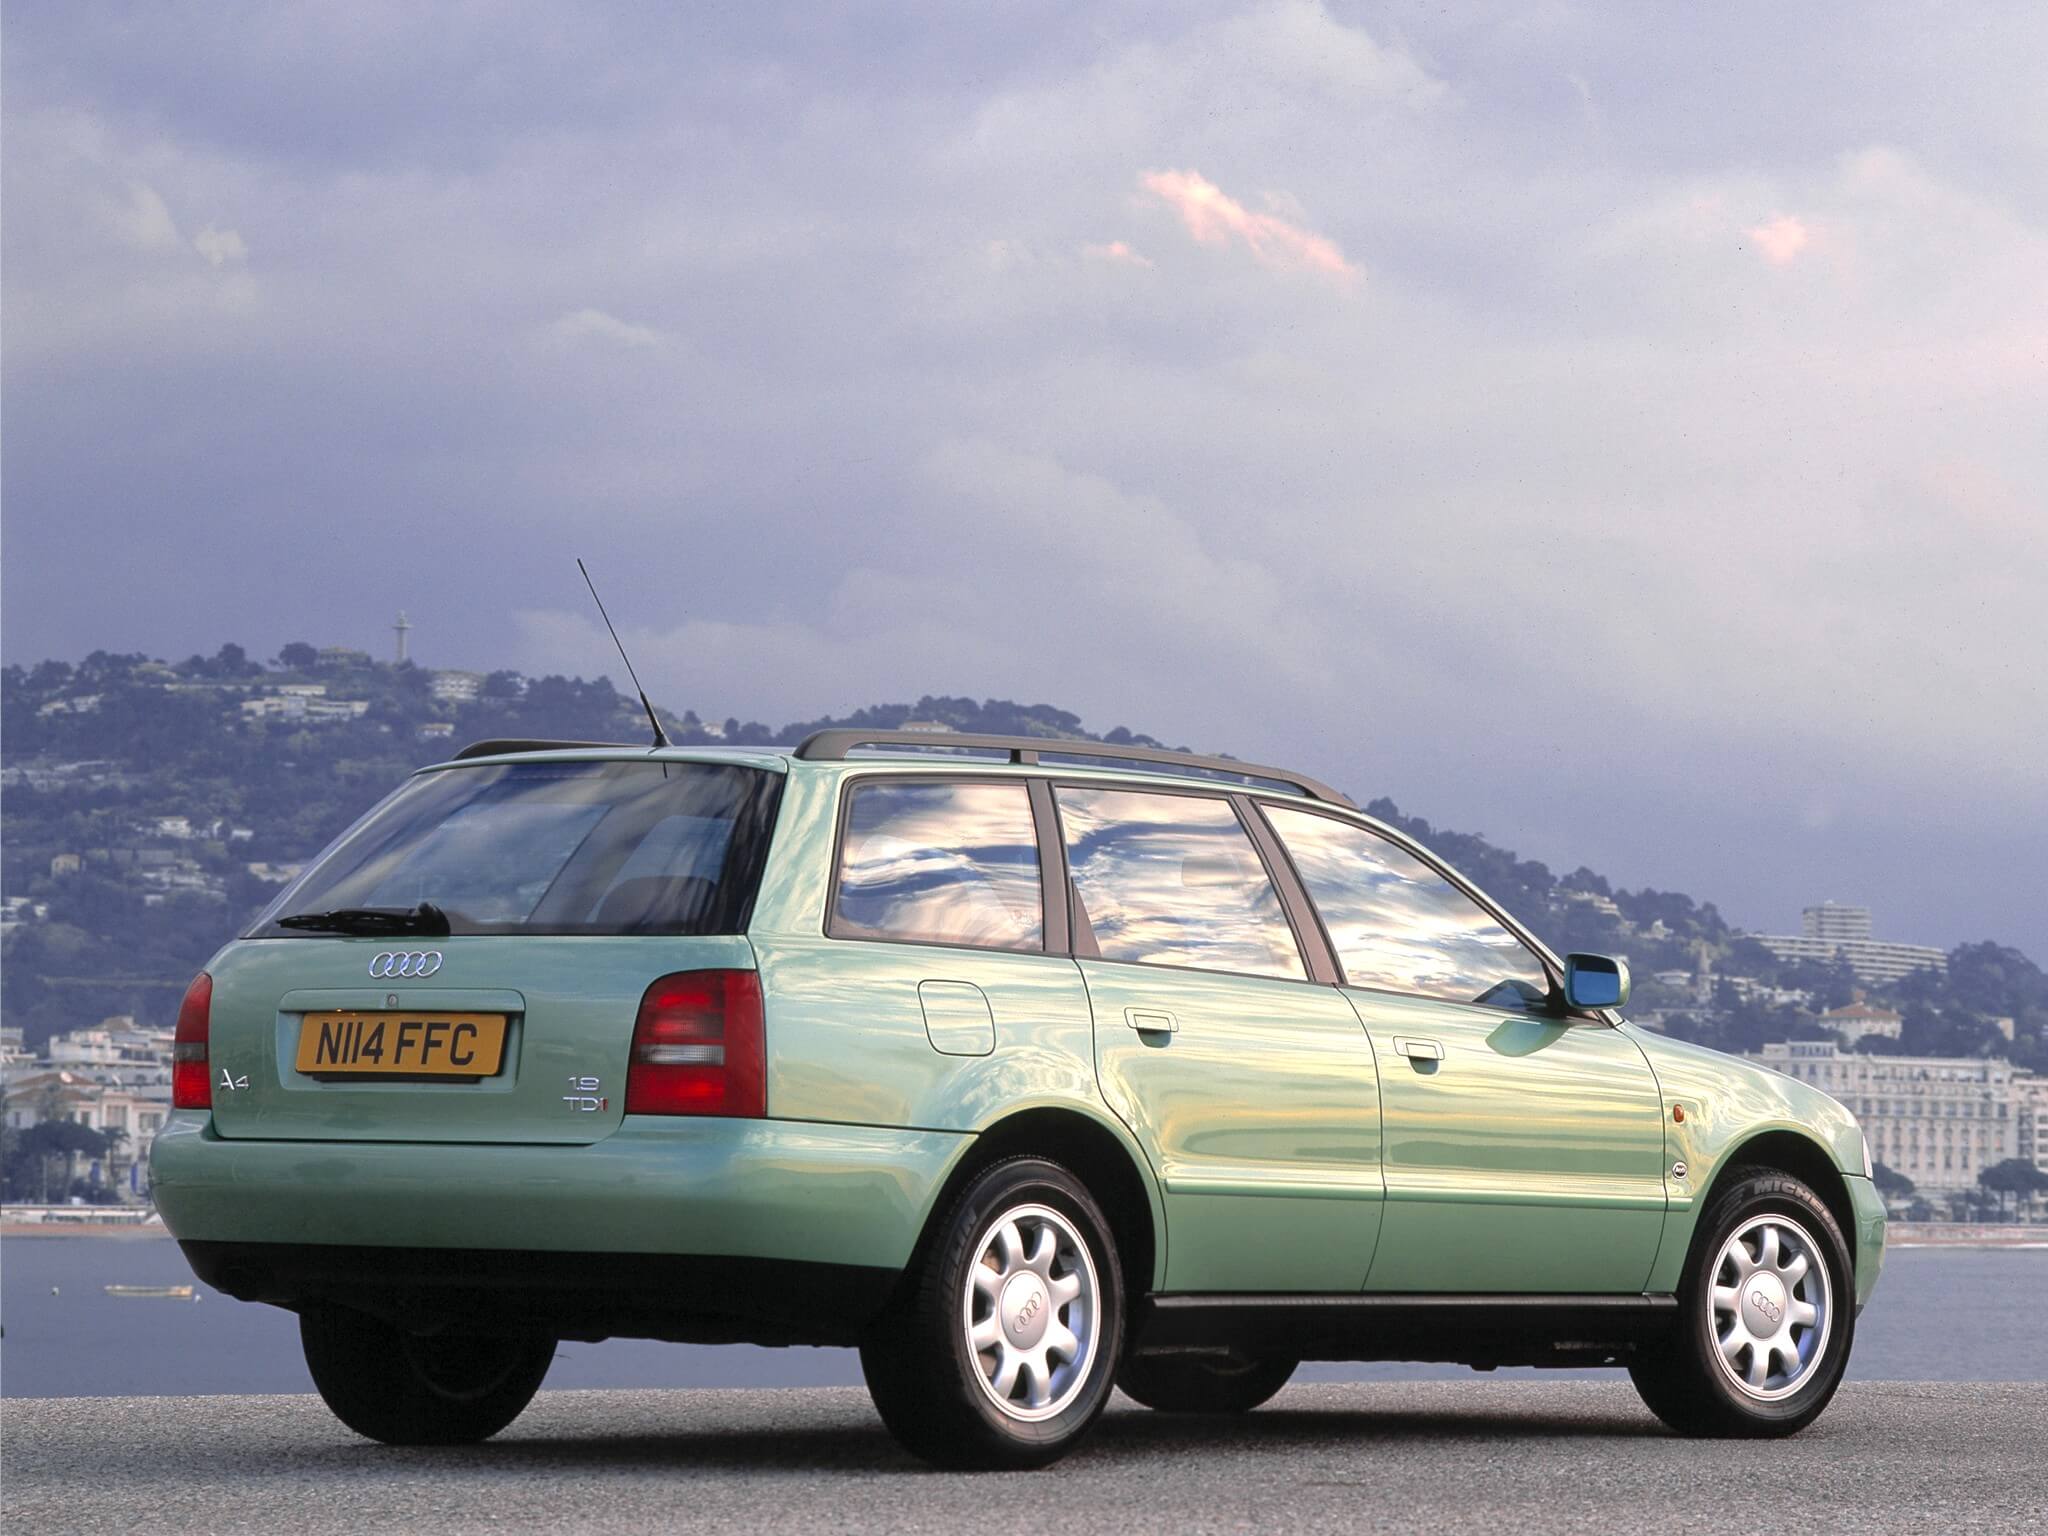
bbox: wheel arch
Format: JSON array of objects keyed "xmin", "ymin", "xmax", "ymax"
[
  {"xmin": 1699, "ymin": 1130, "xmax": 1859, "ymax": 1271},
  {"xmin": 904, "ymin": 1105, "xmax": 1165, "ymax": 1300}
]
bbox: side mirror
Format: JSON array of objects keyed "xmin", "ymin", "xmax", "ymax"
[{"xmin": 1564, "ymin": 952, "xmax": 1630, "ymax": 1012}]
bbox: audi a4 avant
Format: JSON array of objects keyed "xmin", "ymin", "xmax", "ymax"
[{"xmin": 153, "ymin": 731, "xmax": 1885, "ymax": 1468}]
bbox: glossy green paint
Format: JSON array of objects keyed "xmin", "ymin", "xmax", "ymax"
[
  {"xmin": 205, "ymin": 933, "xmax": 756, "ymax": 1144},
  {"xmin": 1083, "ymin": 959, "xmax": 1383, "ymax": 1291},
  {"xmin": 1352, "ymin": 988, "xmax": 1667, "ymax": 1292},
  {"xmin": 1847, "ymin": 1174, "xmax": 1887, "ymax": 1308},
  {"xmin": 152, "ymin": 1108, "xmax": 964, "ymax": 1267},
  {"xmin": 747, "ymin": 762, "xmax": 1173, "ymax": 1285},
  {"xmin": 153, "ymin": 746, "xmax": 1885, "ymax": 1322},
  {"xmin": 1628, "ymin": 1026, "xmax": 1879, "ymax": 1296}
]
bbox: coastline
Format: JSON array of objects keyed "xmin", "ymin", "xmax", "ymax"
[{"xmin": 1885, "ymin": 1222, "xmax": 2048, "ymax": 1249}]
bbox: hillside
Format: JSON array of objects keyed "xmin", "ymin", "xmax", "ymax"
[{"xmin": 3, "ymin": 644, "xmax": 2043, "ymax": 1070}]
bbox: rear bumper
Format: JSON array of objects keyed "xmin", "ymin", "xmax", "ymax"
[
  {"xmin": 179, "ymin": 1241, "xmax": 895, "ymax": 1345},
  {"xmin": 151, "ymin": 1109, "xmax": 968, "ymax": 1330}
]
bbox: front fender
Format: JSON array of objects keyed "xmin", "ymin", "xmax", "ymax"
[{"xmin": 1627, "ymin": 1028, "xmax": 1870, "ymax": 1294}]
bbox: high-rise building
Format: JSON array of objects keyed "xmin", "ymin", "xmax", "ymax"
[
  {"xmin": 1802, "ymin": 902, "xmax": 1872, "ymax": 944},
  {"xmin": 1752, "ymin": 904, "xmax": 1946, "ymax": 985}
]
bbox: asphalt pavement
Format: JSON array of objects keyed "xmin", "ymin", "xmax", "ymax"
[{"xmin": 6, "ymin": 1380, "xmax": 2041, "ymax": 1535}]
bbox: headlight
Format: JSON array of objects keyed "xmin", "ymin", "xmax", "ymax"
[{"xmin": 1861, "ymin": 1131, "xmax": 1874, "ymax": 1179}]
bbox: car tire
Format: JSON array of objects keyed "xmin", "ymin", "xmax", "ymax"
[
  {"xmin": 301, "ymin": 1306, "xmax": 556, "ymax": 1445},
  {"xmin": 1629, "ymin": 1170, "xmax": 1855, "ymax": 1437},
  {"xmin": 1118, "ymin": 1352, "xmax": 1297, "ymax": 1414},
  {"xmin": 860, "ymin": 1155, "xmax": 1124, "ymax": 1470}
]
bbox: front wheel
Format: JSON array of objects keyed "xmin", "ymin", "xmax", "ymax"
[
  {"xmin": 861, "ymin": 1156, "xmax": 1124, "ymax": 1470},
  {"xmin": 1629, "ymin": 1171, "xmax": 1854, "ymax": 1437},
  {"xmin": 301, "ymin": 1307, "xmax": 556, "ymax": 1445},
  {"xmin": 1119, "ymin": 1352, "xmax": 1297, "ymax": 1414}
]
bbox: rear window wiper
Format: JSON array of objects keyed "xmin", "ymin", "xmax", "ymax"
[{"xmin": 275, "ymin": 902, "xmax": 451, "ymax": 937}]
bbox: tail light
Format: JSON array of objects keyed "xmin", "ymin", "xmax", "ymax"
[
  {"xmin": 625, "ymin": 969, "xmax": 765, "ymax": 1117},
  {"xmin": 172, "ymin": 972, "xmax": 213, "ymax": 1110}
]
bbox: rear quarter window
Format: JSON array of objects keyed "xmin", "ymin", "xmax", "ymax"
[{"xmin": 829, "ymin": 781, "xmax": 1044, "ymax": 952}]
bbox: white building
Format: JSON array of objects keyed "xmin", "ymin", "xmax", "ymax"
[
  {"xmin": 2017, "ymin": 1075, "xmax": 2048, "ymax": 1176},
  {"xmin": 4, "ymin": 1017, "xmax": 178, "ymax": 1201},
  {"xmin": 429, "ymin": 670, "xmax": 484, "ymax": 704},
  {"xmin": 1803, "ymin": 902, "xmax": 1873, "ymax": 944},
  {"xmin": 1814, "ymin": 999, "xmax": 1904, "ymax": 1047},
  {"xmin": 1750, "ymin": 1041, "xmax": 2017, "ymax": 1196},
  {"xmin": 1752, "ymin": 904, "xmax": 1947, "ymax": 986}
]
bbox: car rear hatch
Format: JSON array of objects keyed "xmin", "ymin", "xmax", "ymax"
[
  {"xmin": 205, "ymin": 755, "xmax": 782, "ymax": 1145},
  {"xmin": 204, "ymin": 934, "xmax": 758, "ymax": 1144}
]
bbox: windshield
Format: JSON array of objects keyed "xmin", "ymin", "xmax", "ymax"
[{"xmin": 250, "ymin": 761, "xmax": 782, "ymax": 937}]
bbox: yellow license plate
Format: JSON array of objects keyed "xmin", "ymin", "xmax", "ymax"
[{"xmin": 296, "ymin": 1012, "xmax": 507, "ymax": 1077}]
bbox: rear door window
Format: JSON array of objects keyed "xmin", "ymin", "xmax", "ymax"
[
  {"xmin": 1263, "ymin": 804, "xmax": 1551, "ymax": 1007},
  {"xmin": 1055, "ymin": 787, "xmax": 1304, "ymax": 980},
  {"xmin": 830, "ymin": 781, "xmax": 1044, "ymax": 952}
]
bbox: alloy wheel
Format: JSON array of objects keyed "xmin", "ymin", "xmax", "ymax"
[
  {"xmin": 959, "ymin": 1201, "xmax": 1101, "ymax": 1422},
  {"xmin": 1708, "ymin": 1213, "xmax": 1833, "ymax": 1401}
]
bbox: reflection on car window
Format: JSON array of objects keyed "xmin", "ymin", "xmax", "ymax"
[
  {"xmin": 1056, "ymin": 788, "xmax": 1303, "ymax": 980},
  {"xmin": 1265, "ymin": 805, "xmax": 1550, "ymax": 1006},
  {"xmin": 833, "ymin": 782, "xmax": 1043, "ymax": 952},
  {"xmin": 250, "ymin": 762, "xmax": 775, "ymax": 936}
]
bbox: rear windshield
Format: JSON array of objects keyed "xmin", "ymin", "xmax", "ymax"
[{"xmin": 249, "ymin": 761, "xmax": 782, "ymax": 937}]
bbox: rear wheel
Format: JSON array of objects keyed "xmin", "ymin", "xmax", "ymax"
[
  {"xmin": 861, "ymin": 1156, "xmax": 1124, "ymax": 1470},
  {"xmin": 301, "ymin": 1307, "xmax": 556, "ymax": 1445},
  {"xmin": 1119, "ymin": 1352, "xmax": 1297, "ymax": 1414},
  {"xmin": 1629, "ymin": 1170, "xmax": 1853, "ymax": 1437}
]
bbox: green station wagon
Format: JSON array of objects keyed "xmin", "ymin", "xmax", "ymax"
[{"xmin": 152, "ymin": 731, "xmax": 1885, "ymax": 1467}]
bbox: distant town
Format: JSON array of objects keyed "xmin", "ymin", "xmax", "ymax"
[{"xmin": 4, "ymin": 626, "xmax": 2045, "ymax": 1224}]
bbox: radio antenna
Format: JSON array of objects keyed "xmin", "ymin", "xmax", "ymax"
[{"xmin": 577, "ymin": 558, "xmax": 671, "ymax": 749}]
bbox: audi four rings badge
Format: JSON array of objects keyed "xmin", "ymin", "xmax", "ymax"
[{"xmin": 368, "ymin": 950, "xmax": 443, "ymax": 978}]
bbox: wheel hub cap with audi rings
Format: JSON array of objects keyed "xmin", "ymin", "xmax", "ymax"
[
  {"xmin": 961, "ymin": 1202, "xmax": 1099, "ymax": 1421},
  {"xmin": 1710, "ymin": 1214, "xmax": 1833, "ymax": 1400}
]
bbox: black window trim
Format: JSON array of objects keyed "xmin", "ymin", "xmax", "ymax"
[
  {"xmin": 1248, "ymin": 796, "xmax": 1583, "ymax": 1019},
  {"xmin": 824, "ymin": 772, "xmax": 1059, "ymax": 960},
  {"xmin": 1232, "ymin": 791, "xmax": 1343, "ymax": 986},
  {"xmin": 1047, "ymin": 779, "xmax": 1323, "ymax": 988}
]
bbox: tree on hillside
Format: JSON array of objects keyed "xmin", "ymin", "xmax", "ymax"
[
  {"xmin": 1898, "ymin": 1003, "xmax": 2007, "ymax": 1059},
  {"xmin": 1, "ymin": 1119, "xmax": 121, "ymax": 1203},
  {"xmin": 277, "ymin": 642, "xmax": 319, "ymax": 670},
  {"xmin": 1871, "ymin": 1162, "xmax": 1914, "ymax": 1200},
  {"xmin": 1978, "ymin": 1158, "xmax": 2048, "ymax": 1220}
]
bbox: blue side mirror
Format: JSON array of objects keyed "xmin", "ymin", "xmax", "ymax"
[{"xmin": 1564, "ymin": 952, "xmax": 1630, "ymax": 1012}]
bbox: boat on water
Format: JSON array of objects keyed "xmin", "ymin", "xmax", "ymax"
[{"xmin": 102, "ymin": 1284, "xmax": 198, "ymax": 1300}]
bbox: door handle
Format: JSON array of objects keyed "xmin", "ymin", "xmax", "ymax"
[
  {"xmin": 1124, "ymin": 1007, "xmax": 1179, "ymax": 1036},
  {"xmin": 1393, "ymin": 1036, "xmax": 1443, "ymax": 1061}
]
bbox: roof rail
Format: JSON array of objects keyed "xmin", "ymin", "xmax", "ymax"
[
  {"xmin": 451, "ymin": 738, "xmax": 635, "ymax": 761},
  {"xmin": 792, "ymin": 729, "xmax": 1353, "ymax": 807}
]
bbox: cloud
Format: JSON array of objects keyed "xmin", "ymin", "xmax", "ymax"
[
  {"xmin": 5, "ymin": 3, "xmax": 2046, "ymax": 950},
  {"xmin": 544, "ymin": 307, "xmax": 666, "ymax": 349},
  {"xmin": 1746, "ymin": 213, "xmax": 1812, "ymax": 265},
  {"xmin": 116, "ymin": 182, "xmax": 182, "ymax": 251},
  {"xmin": 192, "ymin": 225, "xmax": 248, "ymax": 266},
  {"xmin": 1081, "ymin": 240, "xmax": 1153, "ymax": 268},
  {"xmin": 1141, "ymin": 169, "xmax": 1357, "ymax": 284}
]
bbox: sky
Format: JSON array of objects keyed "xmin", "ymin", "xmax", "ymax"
[{"xmin": 4, "ymin": 2, "xmax": 2044, "ymax": 954}]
